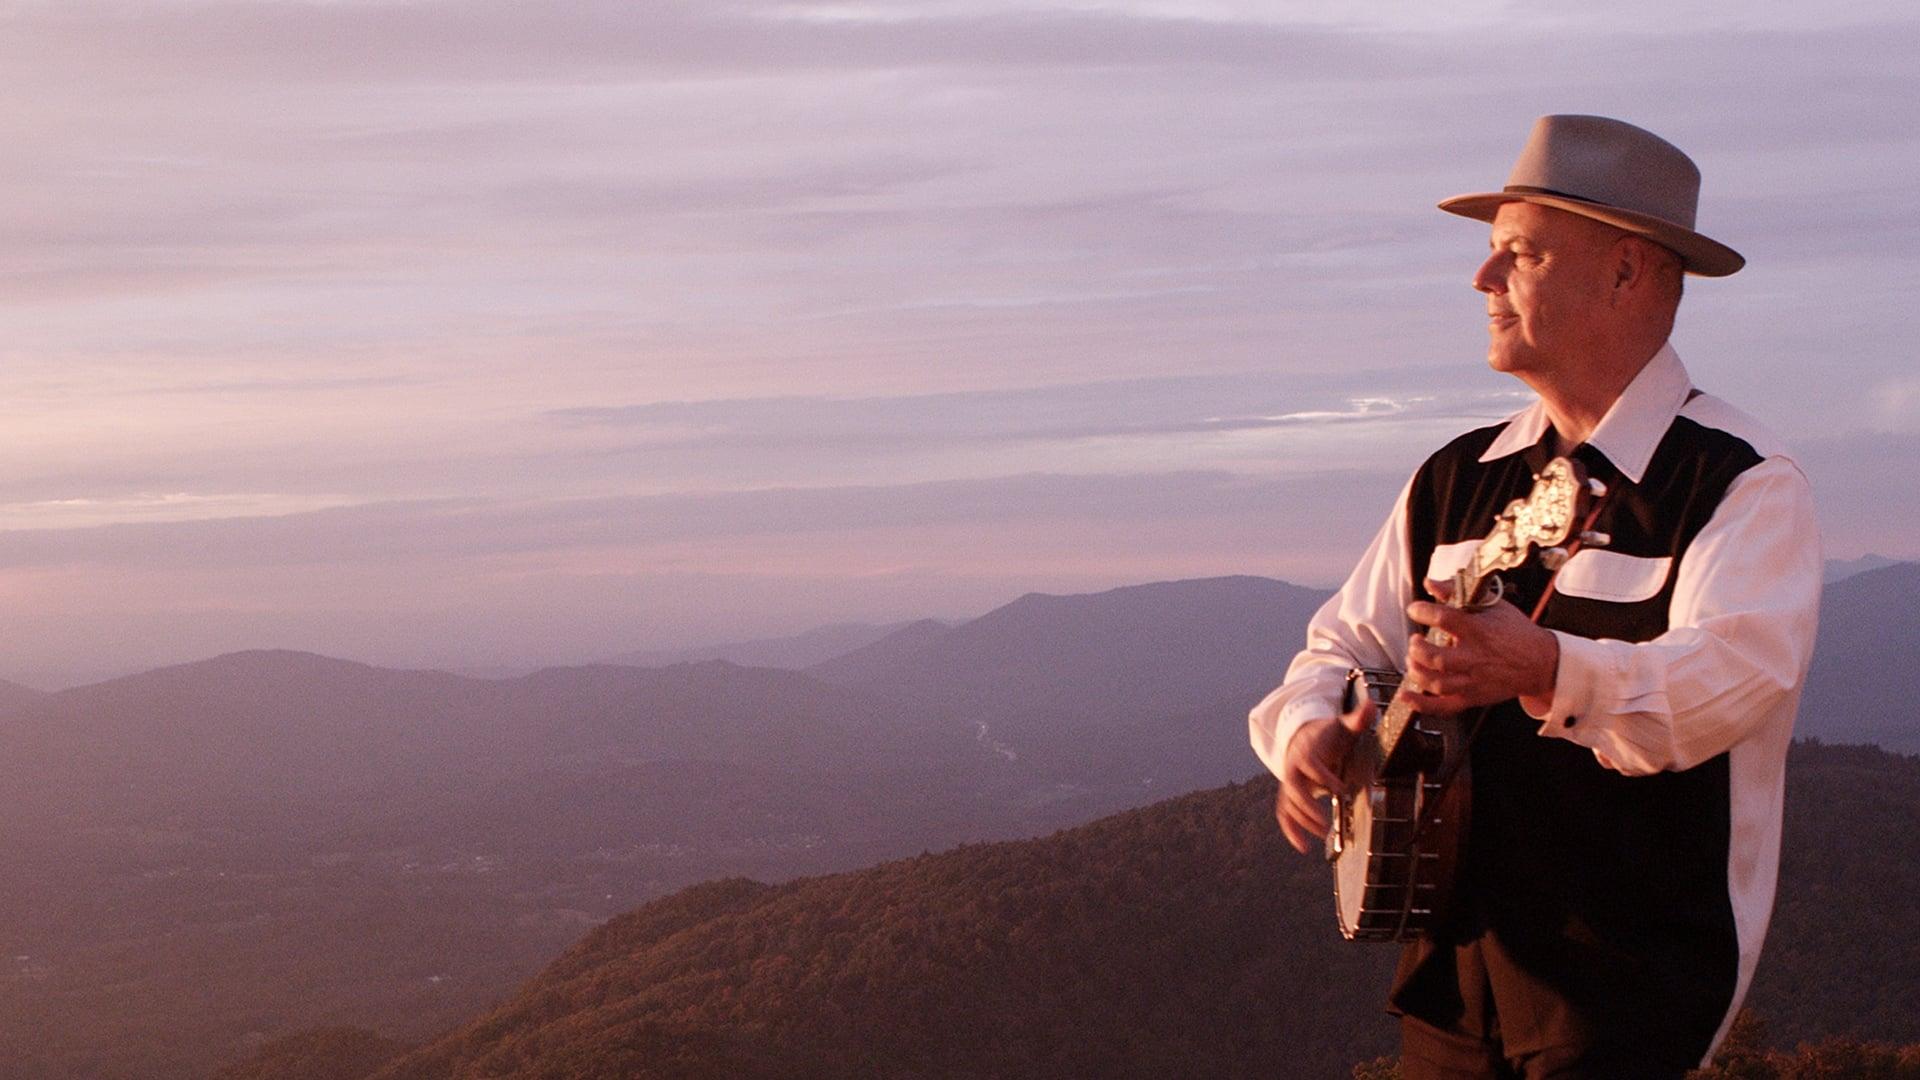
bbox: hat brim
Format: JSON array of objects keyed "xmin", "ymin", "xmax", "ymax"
[{"xmin": 1438, "ymin": 191, "xmax": 1745, "ymax": 277}]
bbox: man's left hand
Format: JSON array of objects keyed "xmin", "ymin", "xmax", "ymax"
[{"xmin": 1401, "ymin": 580, "xmax": 1559, "ymax": 716}]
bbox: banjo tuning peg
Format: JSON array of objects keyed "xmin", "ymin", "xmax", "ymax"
[
  {"xmin": 1587, "ymin": 478, "xmax": 1609, "ymax": 498},
  {"xmin": 1580, "ymin": 530, "xmax": 1611, "ymax": 548},
  {"xmin": 1539, "ymin": 546, "xmax": 1570, "ymax": 571}
]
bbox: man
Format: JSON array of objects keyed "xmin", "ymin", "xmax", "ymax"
[{"xmin": 1248, "ymin": 115, "xmax": 1821, "ymax": 1078}]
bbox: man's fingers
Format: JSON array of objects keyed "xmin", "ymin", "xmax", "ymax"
[
  {"xmin": 1304, "ymin": 803, "xmax": 1330, "ymax": 840},
  {"xmin": 1408, "ymin": 635, "xmax": 1452, "ymax": 673},
  {"xmin": 1398, "ymin": 687, "xmax": 1466, "ymax": 716},
  {"xmin": 1279, "ymin": 816, "xmax": 1303, "ymax": 853},
  {"xmin": 1282, "ymin": 787, "xmax": 1329, "ymax": 841},
  {"xmin": 1406, "ymin": 670, "xmax": 1466, "ymax": 697},
  {"xmin": 1286, "ymin": 780, "xmax": 1330, "ymax": 828},
  {"xmin": 1284, "ymin": 716, "xmax": 1357, "ymax": 792},
  {"xmin": 1407, "ymin": 600, "xmax": 1467, "ymax": 636},
  {"xmin": 1293, "ymin": 754, "xmax": 1344, "ymax": 797},
  {"xmin": 1279, "ymin": 807, "xmax": 1312, "ymax": 854},
  {"xmin": 1280, "ymin": 777, "xmax": 1329, "ymax": 827},
  {"xmin": 1279, "ymin": 796, "xmax": 1322, "ymax": 853},
  {"xmin": 1288, "ymin": 726, "xmax": 1351, "ymax": 792},
  {"xmin": 1339, "ymin": 694, "xmax": 1376, "ymax": 734}
]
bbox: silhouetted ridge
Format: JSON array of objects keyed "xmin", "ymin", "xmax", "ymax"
[
  {"xmin": 802, "ymin": 619, "xmax": 955, "ymax": 685},
  {"xmin": 1823, "ymin": 552, "xmax": 1913, "ymax": 583},
  {"xmin": 76, "ymin": 648, "xmax": 429, "ymax": 688},
  {"xmin": 812, "ymin": 575, "xmax": 1330, "ymax": 721},
  {"xmin": 0, "ymin": 677, "xmax": 48, "ymax": 715},
  {"xmin": 603, "ymin": 621, "xmax": 933, "ymax": 671},
  {"xmin": 809, "ymin": 575, "xmax": 1332, "ymax": 786}
]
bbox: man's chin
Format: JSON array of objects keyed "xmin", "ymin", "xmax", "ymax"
[{"xmin": 1486, "ymin": 345, "xmax": 1536, "ymax": 375}]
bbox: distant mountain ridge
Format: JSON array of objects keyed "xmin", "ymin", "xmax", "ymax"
[
  {"xmin": 1798, "ymin": 561, "xmax": 1920, "ymax": 753},
  {"xmin": 810, "ymin": 576, "xmax": 1328, "ymax": 718},
  {"xmin": 602, "ymin": 620, "xmax": 939, "ymax": 671},
  {"xmin": 2, "ymin": 651, "xmax": 986, "ymax": 830},
  {"xmin": 808, "ymin": 575, "xmax": 1332, "ymax": 787},
  {"xmin": 1823, "ymin": 553, "xmax": 1912, "ymax": 583},
  {"xmin": 0, "ymin": 678, "xmax": 46, "ymax": 711}
]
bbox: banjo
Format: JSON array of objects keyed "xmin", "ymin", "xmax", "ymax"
[{"xmin": 1327, "ymin": 455, "xmax": 1608, "ymax": 941}]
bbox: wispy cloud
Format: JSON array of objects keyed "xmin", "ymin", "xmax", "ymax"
[
  {"xmin": 0, "ymin": 491, "xmax": 363, "ymax": 531},
  {"xmin": 0, "ymin": 469, "xmax": 1385, "ymax": 571},
  {"xmin": 546, "ymin": 370, "xmax": 1519, "ymax": 450}
]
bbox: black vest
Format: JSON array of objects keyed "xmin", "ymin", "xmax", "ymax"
[{"xmin": 1389, "ymin": 411, "xmax": 1764, "ymax": 1056}]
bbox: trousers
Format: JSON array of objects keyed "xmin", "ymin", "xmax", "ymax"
[{"xmin": 1399, "ymin": 1013, "xmax": 1695, "ymax": 1080}]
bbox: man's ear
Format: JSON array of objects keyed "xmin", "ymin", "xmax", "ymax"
[{"xmin": 1612, "ymin": 236, "xmax": 1646, "ymax": 294}]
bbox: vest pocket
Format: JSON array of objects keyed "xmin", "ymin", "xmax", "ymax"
[
  {"xmin": 1553, "ymin": 550, "xmax": 1673, "ymax": 603},
  {"xmin": 1424, "ymin": 539, "xmax": 1482, "ymax": 585}
]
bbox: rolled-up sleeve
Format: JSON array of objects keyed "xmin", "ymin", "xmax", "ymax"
[
  {"xmin": 1524, "ymin": 456, "xmax": 1822, "ymax": 775},
  {"xmin": 1249, "ymin": 475, "xmax": 1416, "ymax": 778}
]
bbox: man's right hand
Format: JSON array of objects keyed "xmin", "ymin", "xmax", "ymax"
[{"xmin": 1274, "ymin": 692, "xmax": 1375, "ymax": 854}]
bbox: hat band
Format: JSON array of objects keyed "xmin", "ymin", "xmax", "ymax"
[{"xmin": 1503, "ymin": 184, "xmax": 1595, "ymax": 203}]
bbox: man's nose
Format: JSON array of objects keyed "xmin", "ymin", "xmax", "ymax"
[{"xmin": 1472, "ymin": 252, "xmax": 1506, "ymax": 294}]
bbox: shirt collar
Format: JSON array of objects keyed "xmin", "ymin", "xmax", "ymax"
[{"xmin": 1476, "ymin": 341, "xmax": 1693, "ymax": 485}]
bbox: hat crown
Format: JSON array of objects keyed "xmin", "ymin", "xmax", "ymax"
[
  {"xmin": 1505, "ymin": 114, "xmax": 1702, "ymax": 230},
  {"xmin": 1438, "ymin": 114, "xmax": 1743, "ymax": 275}
]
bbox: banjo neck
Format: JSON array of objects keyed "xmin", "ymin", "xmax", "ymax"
[{"xmin": 1373, "ymin": 560, "xmax": 1494, "ymax": 765}]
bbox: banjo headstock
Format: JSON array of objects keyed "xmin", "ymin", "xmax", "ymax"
[{"xmin": 1459, "ymin": 457, "xmax": 1607, "ymax": 602}]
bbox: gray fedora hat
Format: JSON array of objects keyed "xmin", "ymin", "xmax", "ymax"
[{"xmin": 1438, "ymin": 114, "xmax": 1744, "ymax": 277}]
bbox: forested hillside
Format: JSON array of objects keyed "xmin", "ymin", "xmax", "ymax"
[
  {"xmin": 271, "ymin": 741, "xmax": 1920, "ymax": 1080},
  {"xmin": 367, "ymin": 779, "xmax": 1395, "ymax": 1080}
]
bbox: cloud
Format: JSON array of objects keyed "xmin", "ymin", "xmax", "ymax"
[
  {"xmin": 545, "ymin": 368, "xmax": 1522, "ymax": 453},
  {"xmin": 0, "ymin": 468, "xmax": 1395, "ymax": 570}
]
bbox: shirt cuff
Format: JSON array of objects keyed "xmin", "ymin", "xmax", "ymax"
[
  {"xmin": 1527, "ymin": 629, "xmax": 1615, "ymax": 740},
  {"xmin": 1279, "ymin": 695, "xmax": 1338, "ymax": 736}
]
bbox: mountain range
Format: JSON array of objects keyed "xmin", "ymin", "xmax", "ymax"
[
  {"xmin": 599, "ymin": 621, "xmax": 933, "ymax": 672},
  {"xmin": 3, "ymin": 563, "xmax": 1916, "ymax": 1078},
  {"xmin": 1797, "ymin": 561, "xmax": 1920, "ymax": 752}
]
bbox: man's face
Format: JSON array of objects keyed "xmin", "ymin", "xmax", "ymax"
[{"xmin": 1472, "ymin": 202, "xmax": 1621, "ymax": 379}]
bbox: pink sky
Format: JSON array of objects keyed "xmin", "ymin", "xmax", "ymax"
[{"xmin": 2, "ymin": 1, "xmax": 1915, "ymax": 685}]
